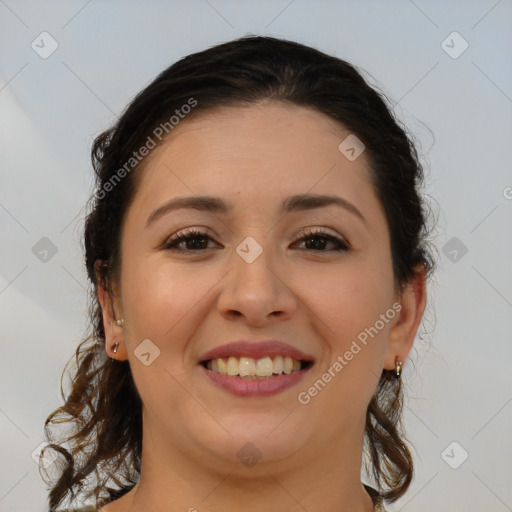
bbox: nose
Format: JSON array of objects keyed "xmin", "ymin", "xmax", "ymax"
[{"xmin": 217, "ymin": 240, "xmax": 297, "ymax": 327}]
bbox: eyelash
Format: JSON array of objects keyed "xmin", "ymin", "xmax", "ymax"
[{"xmin": 161, "ymin": 227, "xmax": 350, "ymax": 253}]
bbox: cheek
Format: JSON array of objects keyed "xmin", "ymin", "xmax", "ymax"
[
  {"xmin": 120, "ymin": 257, "xmax": 224, "ymax": 391},
  {"xmin": 119, "ymin": 259, "xmax": 206, "ymax": 418},
  {"xmin": 122, "ymin": 256, "xmax": 205, "ymax": 336},
  {"xmin": 294, "ymin": 256, "xmax": 394, "ymax": 414},
  {"xmin": 297, "ymin": 256, "xmax": 394, "ymax": 346}
]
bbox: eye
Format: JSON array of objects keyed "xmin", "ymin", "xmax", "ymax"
[
  {"xmin": 161, "ymin": 227, "xmax": 350, "ymax": 254},
  {"xmin": 161, "ymin": 228, "xmax": 220, "ymax": 253},
  {"xmin": 291, "ymin": 228, "xmax": 350, "ymax": 252}
]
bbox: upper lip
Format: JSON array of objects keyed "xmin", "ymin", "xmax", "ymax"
[{"xmin": 199, "ymin": 340, "xmax": 315, "ymax": 363}]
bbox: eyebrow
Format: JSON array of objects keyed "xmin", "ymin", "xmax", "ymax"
[{"xmin": 146, "ymin": 193, "xmax": 368, "ymax": 228}]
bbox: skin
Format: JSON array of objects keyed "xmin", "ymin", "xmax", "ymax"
[{"xmin": 97, "ymin": 102, "xmax": 426, "ymax": 512}]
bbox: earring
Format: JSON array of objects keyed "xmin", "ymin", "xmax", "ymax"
[
  {"xmin": 115, "ymin": 318, "xmax": 124, "ymax": 326},
  {"xmin": 395, "ymin": 357, "xmax": 403, "ymax": 380},
  {"xmin": 110, "ymin": 342, "xmax": 120, "ymax": 362}
]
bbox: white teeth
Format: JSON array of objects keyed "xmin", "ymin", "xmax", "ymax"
[
  {"xmin": 239, "ymin": 357, "xmax": 256, "ymax": 377},
  {"xmin": 272, "ymin": 355, "xmax": 283, "ymax": 374},
  {"xmin": 283, "ymin": 356, "xmax": 293, "ymax": 374},
  {"xmin": 218, "ymin": 357, "xmax": 227, "ymax": 375},
  {"xmin": 226, "ymin": 356, "xmax": 239, "ymax": 376},
  {"xmin": 206, "ymin": 355, "xmax": 305, "ymax": 378},
  {"xmin": 256, "ymin": 356, "xmax": 273, "ymax": 377}
]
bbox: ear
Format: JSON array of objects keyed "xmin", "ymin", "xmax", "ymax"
[
  {"xmin": 384, "ymin": 264, "xmax": 427, "ymax": 370},
  {"xmin": 95, "ymin": 260, "xmax": 129, "ymax": 361}
]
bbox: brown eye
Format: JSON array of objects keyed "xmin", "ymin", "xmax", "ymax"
[
  {"xmin": 292, "ymin": 229, "xmax": 349, "ymax": 252},
  {"xmin": 163, "ymin": 229, "xmax": 218, "ymax": 252}
]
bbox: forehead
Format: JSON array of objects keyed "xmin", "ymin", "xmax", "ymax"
[{"xmin": 132, "ymin": 103, "xmax": 377, "ymax": 214}]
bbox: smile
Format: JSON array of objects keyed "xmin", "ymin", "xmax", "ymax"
[
  {"xmin": 199, "ymin": 356, "xmax": 314, "ymax": 397},
  {"xmin": 202, "ymin": 355, "xmax": 312, "ymax": 379}
]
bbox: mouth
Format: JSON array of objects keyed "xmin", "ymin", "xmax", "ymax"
[
  {"xmin": 197, "ymin": 340, "xmax": 315, "ymax": 397},
  {"xmin": 200, "ymin": 356, "xmax": 314, "ymax": 379}
]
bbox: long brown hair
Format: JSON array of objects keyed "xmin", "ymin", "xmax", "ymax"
[{"xmin": 42, "ymin": 35, "xmax": 436, "ymax": 510}]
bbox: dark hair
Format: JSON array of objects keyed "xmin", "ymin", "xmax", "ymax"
[{"xmin": 43, "ymin": 35, "xmax": 435, "ymax": 510}]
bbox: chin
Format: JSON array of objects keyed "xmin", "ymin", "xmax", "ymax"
[{"xmin": 197, "ymin": 417, "xmax": 309, "ymax": 467}]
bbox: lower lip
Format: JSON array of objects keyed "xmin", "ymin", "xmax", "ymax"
[{"xmin": 199, "ymin": 364, "xmax": 313, "ymax": 397}]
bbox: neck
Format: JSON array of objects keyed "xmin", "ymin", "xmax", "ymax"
[{"xmin": 111, "ymin": 424, "xmax": 376, "ymax": 512}]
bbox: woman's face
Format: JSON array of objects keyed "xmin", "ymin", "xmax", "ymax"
[{"xmin": 106, "ymin": 102, "xmax": 414, "ymax": 476}]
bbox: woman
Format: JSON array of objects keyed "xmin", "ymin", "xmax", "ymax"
[{"xmin": 42, "ymin": 35, "xmax": 434, "ymax": 512}]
